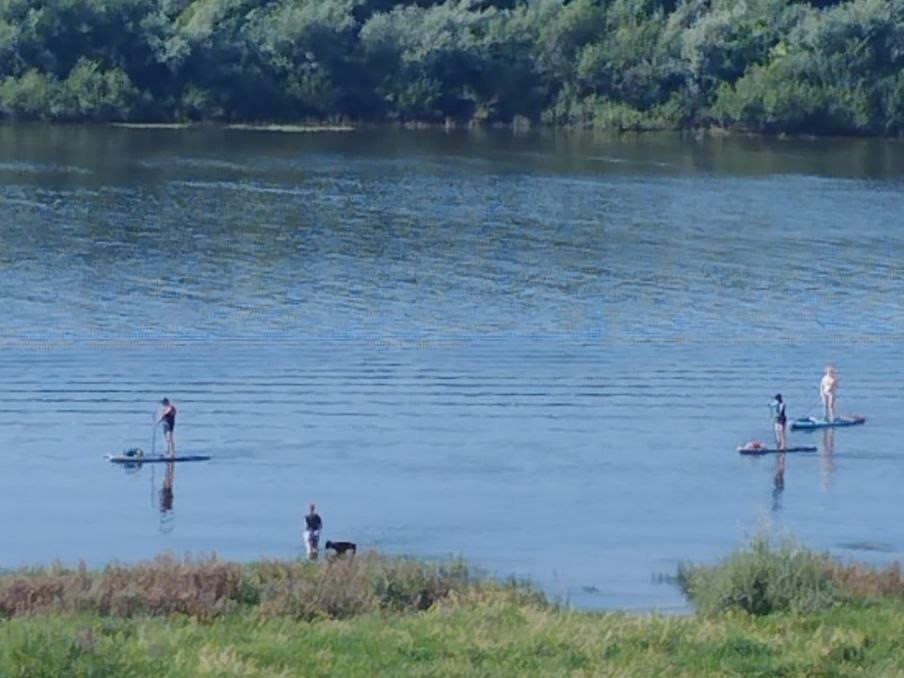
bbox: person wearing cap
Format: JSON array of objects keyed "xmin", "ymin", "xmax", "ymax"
[
  {"xmin": 770, "ymin": 393, "xmax": 787, "ymax": 451},
  {"xmin": 157, "ymin": 398, "xmax": 177, "ymax": 458}
]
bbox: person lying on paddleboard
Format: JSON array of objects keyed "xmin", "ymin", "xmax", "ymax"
[
  {"xmin": 771, "ymin": 393, "xmax": 787, "ymax": 451},
  {"xmin": 157, "ymin": 398, "xmax": 177, "ymax": 458},
  {"xmin": 820, "ymin": 365, "xmax": 838, "ymax": 421}
]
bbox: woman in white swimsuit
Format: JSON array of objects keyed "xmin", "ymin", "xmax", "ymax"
[{"xmin": 820, "ymin": 366, "xmax": 838, "ymax": 421}]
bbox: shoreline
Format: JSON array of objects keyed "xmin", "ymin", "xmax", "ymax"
[
  {"xmin": 0, "ymin": 119, "xmax": 896, "ymax": 141},
  {"xmin": 2, "ymin": 540, "xmax": 904, "ymax": 676}
]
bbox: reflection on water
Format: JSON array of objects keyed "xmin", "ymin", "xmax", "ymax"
[
  {"xmin": 821, "ymin": 428, "xmax": 836, "ymax": 490},
  {"xmin": 158, "ymin": 463, "xmax": 175, "ymax": 534},
  {"xmin": 772, "ymin": 452, "xmax": 786, "ymax": 513},
  {"xmin": 118, "ymin": 459, "xmax": 177, "ymax": 532},
  {"xmin": 773, "ymin": 426, "xmax": 838, "ymax": 511}
]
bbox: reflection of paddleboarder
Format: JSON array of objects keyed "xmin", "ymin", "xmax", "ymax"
[
  {"xmin": 153, "ymin": 461, "xmax": 176, "ymax": 535},
  {"xmin": 157, "ymin": 398, "xmax": 177, "ymax": 458},
  {"xmin": 772, "ymin": 451, "xmax": 786, "ymax": 512},
  {"xmin": 160, "ymin": 461, "xmax": 175, "ymax": 513},
  {"xmin": 821, "ymin": 427, "xmax": 836, "ymax": 490}
]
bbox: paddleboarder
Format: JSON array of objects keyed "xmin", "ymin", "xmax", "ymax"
[
  {"xmin": 771, "ymin": 393, "xmax": 787, "ymax": 451},
  {"xmin": 157, "ymin": 398, "xmax": 177, "ymax": 458},
  {"xmin": 820, "ymin": 365, "xmax": 838, "ymax": 421}
]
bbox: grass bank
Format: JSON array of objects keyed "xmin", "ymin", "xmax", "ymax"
[
  {"xmin": 3, "ymin": 538, "xmax": 904, "ymax": 677},
  {"xmin": 6, "ymin": 599, "xmax": 904, "ymax": 677}
]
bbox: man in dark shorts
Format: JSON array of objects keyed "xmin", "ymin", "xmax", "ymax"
[
  {"xmin": 158, "ymin": 398, "xmax": 177, "ymax": 458},
  {"xmin": 305, "ymin": 503, "xmax": 323, "ymax": 560}
]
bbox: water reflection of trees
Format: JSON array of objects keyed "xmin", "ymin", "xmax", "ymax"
[{"xmin": 4, "ymin": 125, "xmax": 903, "ymax": 344}]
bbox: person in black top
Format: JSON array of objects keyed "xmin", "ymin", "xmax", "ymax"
[
  {"xmin": 157, "ymin": 398, "xmax": 177, "ymax": 458},
  {"xmin": 771, "ymin": 393, "xmax": 787, "ymax": 451},
  {"xmin": 304, "ymin": 503, "xmax": 323, "ymax": 560}
]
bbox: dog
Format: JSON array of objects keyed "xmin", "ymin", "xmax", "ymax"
[{"xmin": 324, "ymin": 540, "xmax": 357, "ymax": 557}]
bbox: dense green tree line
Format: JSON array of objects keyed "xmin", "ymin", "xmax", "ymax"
[{"xmin": 0, "ymin": 0, "xmax": 902, "ymax": 135}]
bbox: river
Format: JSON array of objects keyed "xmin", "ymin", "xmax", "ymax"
[{"xmin": 1, "ymin": 124, "xmax": 902, "ymax": 610}]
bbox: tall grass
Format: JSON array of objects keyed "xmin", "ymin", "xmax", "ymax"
[
  {"xmin": 678, "ymin": 531, "xmax": 904, "ymax": 616},
  {"xmin": 0, "ymin": 551, "xmax": 543, "ymax": 621},
  {"xmin": 3, "ymin": 545, "xmax": 904, "ymax": 675}
]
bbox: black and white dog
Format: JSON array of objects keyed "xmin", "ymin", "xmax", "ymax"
[{"xmin": 324, "ymin": 540, "xmax": 357, "ymax": 557}]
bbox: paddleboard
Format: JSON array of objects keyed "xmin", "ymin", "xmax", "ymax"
[
  {"xmin": 108, "ymin": 454, "xmax": 211, "ymax": 464},
  {"xmin": 790, "ymin": 416, "xmax": 866, "ymax": 431},
  {"xmin": 737, "ymin": 446, "xmax": 817, "ymax": 455}
]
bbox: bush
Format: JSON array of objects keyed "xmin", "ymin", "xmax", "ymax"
[
  {"xmin": 0, "ymin": 70, "xmax": 60, "ymax": 119},
  {"xmin": 677, "ymin": 532, "xmax": 841, "ymax": 616},
  {"xmin": 678, "ymin": 530, "xmax": 904, "ymax": 616}
]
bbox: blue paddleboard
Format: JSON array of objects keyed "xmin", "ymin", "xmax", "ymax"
[
  {"xmin": 790, "ymin": 416, "xmax": 866, "ymax": 431},
  {"xmin": 737, "ymin": 446, "xmax": 817, "ymax": 455},
  {"xmin": 108, "ymin": 454, "xmax": 211, "ymax": 464}
]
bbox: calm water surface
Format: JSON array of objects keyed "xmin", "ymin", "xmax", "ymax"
[{"xmin": 1, "ymin": 125, "xmax": 903, "ymax": 610}]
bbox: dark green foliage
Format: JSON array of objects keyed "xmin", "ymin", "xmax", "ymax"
[{"xmin": 0, "ymin": 0, "xmax": 903, "ymax": 134}]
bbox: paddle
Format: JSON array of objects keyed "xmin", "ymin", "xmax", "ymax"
[
  {"xmin": 151, "ymin": 411, "xmax": 158, "ymax": 457},
  {"xmin": 804, "ymin": 396, "xmax": 824, "ymax": 419}
]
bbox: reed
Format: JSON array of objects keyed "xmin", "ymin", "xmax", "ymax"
[{"xmin": 0, "ymin": 551, "xmax": 541, "ymax": 621}]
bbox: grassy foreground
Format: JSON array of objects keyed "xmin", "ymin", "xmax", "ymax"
[{"xmin": 3, "ymin": 541, "xmax": 904, "ymax": 677}]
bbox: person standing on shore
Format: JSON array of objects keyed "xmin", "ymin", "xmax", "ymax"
[
  {"xmin": 820, "ymin": 366, "xmax": 838, "ymax": 421},
  {"xmin": 157, "ymin": 398, "xmax": 177, "ymax": 458},
  {"xmin": 305, "ymin": 503, "xmax": 323, "ymax": 560},
  {"xmin": 771, "ymin": 393, "xmax": 787, "ymax": 451}
]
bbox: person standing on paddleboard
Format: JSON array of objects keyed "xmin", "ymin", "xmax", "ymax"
[
  {"xmin": 820, "ymin": 365, "xmax": 838, "ymax": 422},
  {"xmin": 771, "ymin": 394, "xmax": 787, "ymax": 451},
  {"xmin": 157, "ymin": 398, "xmax": 177, "ymax": 458}
]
